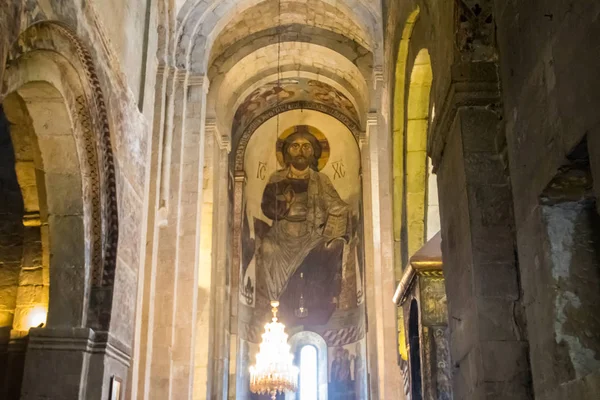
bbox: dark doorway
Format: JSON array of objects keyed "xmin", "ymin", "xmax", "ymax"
[{"xmin": 409, "ymin": 299, "xmax": 423, "ymax": 400}]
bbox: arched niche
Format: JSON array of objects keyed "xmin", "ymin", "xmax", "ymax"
[
  {"xmin": 3, "ymin": 22, "xmax": 119, "ymax": 331},
  {"xmin": 2, "ymin": 85, "xmax": 80, "ymax": 332},
  {"xmin": 288, "ymin": 331, "xmax": 328, "ymax": 400},
  {"xmin": 4, "ymin": 55, "xmax": 89, "ymax": 328}
]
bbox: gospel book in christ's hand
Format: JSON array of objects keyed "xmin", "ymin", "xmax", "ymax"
[{"xmin": 322, "ymin": 213, "xmax": 347, "ymax": 239}]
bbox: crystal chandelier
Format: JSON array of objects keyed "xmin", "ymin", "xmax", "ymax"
[{"xmin": 249, "ymin": 301, "xmax": 298, "ymax": 399}]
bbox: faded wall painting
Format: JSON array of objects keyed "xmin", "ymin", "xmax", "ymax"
[
  {"xmin": 236, "ymin": 110, "xmax": 367, "ymax": 400},
  {"xmin": 232, "ymin": 78, "xmax": 360, "ymax": 142},
  {"xmin": 328, "ymin": 339, "xmax": 368, "ymax": 400}
]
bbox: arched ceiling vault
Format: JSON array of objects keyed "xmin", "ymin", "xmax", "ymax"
[
  {"xmin": 208, "ymin": 0, "xmax": 373, "ymax": 62},
  {"xmin": 208, "ymin": 25, "xmax": 372, "ymax": 81},
  {"xmin": 176, "ymin": 0, "xmax": 378, "ymax": 146},
  {"xmin": 175, "ymin": 0, "xmax": 378, "ymax": 72},
  {"xmin": 208, "ymin": 42, "xmax": 368, "ymax": 135}
]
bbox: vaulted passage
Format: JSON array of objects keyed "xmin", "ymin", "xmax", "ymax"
[{"xmin": 0, "ymin": 1, "xmax": 599, "ymax": 400}]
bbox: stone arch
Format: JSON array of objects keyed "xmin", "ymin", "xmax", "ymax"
[
  {"xmin": 228, "ymin": 70, "xmax": 363, "ymax": 130},
  {"xmin": 3, "ymin": 85, "xmax": 81, "ymax": 331},
  {"xmin": 208, "ymin": 25, "xmax": 373, "ymax": 83},
  {"xmin": 207, "ymin": 0, "xmax": 374, "ymax": 61},
  {"xmin": 4, "ymin": 22, "xmax": 119, "ymax": 330},
  {"xmin": 213, "ymin": 66, "xmax": 367, "ymax": 139},
  {"xmin": 288, "ymin": 331, "xmax": 328, "ymax": 400}
]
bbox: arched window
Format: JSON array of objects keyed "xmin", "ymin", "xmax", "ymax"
[
  {"xmin": 287, "ymin": 331, "xmax": 327, "ymax": 400},
  {"xmin": 299, "ymin": 345, "xmax": 318, "ymax": 400}
]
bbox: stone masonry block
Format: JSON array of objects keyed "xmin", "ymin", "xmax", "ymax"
[
  {"xmin": 476, "ymin": 298, "xmax": 522, "ymax": 341},
  {"xmin": 37, "ymin": 136, "xmax": 80, "ymax": 174},
  {"xmin": 0, "ymin": 286, "xmax": 18, "ymax": 309},
  {"xmin": 47, "ymin": 215, "xmax": 85, "ymax": 268},
  {"xmin": 458, "ymin": 108, "xmax": 503, "ymax": 154},
  {"xmin": 473, "ymin": 262, "xmax": 519, "ymax": 300},
  {"xmin": 481, "ymin": 341, "xmax": 530, "ymax": 382},
  {"xmin": 467, "ymin": 183, "xmax": 514, "ymax": 228},
  {"xmin": 15, "ymin": 284, "xmax": 45, "ymax": 305},
  {"xmin": 18, "ymin": 268, "xmax": 43, "ymax": 286},
  {"xmin": 0, "ymin": 266, "xmax": 20, "ymax": 287},
  {"xmin": 44, "ymin": 172, "xmax": 83, "ymax": 216}
]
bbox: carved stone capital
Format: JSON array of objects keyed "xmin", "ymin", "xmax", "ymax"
[
  {"xmin": 174, "ymin": 68, "xmax": 187, "ymax": 83},
  {"xmin": 365, "ymin": 112, "xmax": 378, "ymax": 142},
  {"xmin": 187, "ymin": 73, "xmax": 209, "ymax": 91},
  {"xmin": 205, "ymin": 118, "xmax": 230, "ymax": 152},
  {"xmin": 373, "ymin": 65, "xmax": 384, "ymax": 88},
  {"xmin": 456, "ymin": 0, "xmax": 497, "ymax": 62},
  {"xmin": 429, "ymin": 61, "xmax": 501, "ymax": 171},
  {"xmin": 156, "ymin": 63, "xmax": 173, "ymax": 78}
]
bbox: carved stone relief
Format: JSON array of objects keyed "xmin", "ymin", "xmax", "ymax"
[{"xmin": 455, "ymin": 0, "xmax": 497, "ymax": 62}]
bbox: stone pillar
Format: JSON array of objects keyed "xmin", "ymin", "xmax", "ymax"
[
  {"xmin": 362, "ymin": 99, "xmax": 404, "ymax": 397},
  {"xmin": 206, "ymin": 129, "xmax": 231, "ymax": 400},
  {"xmin": 228, "ymin": 170, "xmax": 244, "ymax": 400},
  {"xmin": 170, "ymin": 74, "xmax": 209, "ymax": 397},
  {"xmin": 193, "ymin": 127, "xmax": 215, "ymax": 400},
  {"xmin": 432, "ymin": 63, "xmax": 531, "ymax": 400},
  {"xmin": 20, "ymin": 215, "xmax": 104, "ymax": 400},
  {"xmin": 145, "ymin": 67, "xmax": 188, "ymax": 399},
  {"xmin": 131, "ymin": 63, "xmax": 171, "ymax": 400},
  {"xmin": 5, "ymin": 215, "xmax": 47, "ymax": 399},
  {"xmin": 140, "ymin": 69, "xmax": 208, "ymax": 400}
]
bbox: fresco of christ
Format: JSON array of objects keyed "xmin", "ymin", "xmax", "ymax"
[{"xmin": 255, "ymin": 125, "xmax": 350, "ymax": 326}]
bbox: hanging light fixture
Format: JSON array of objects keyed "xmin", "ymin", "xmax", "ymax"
[{"xmin": 249, "ymin": 301, "xmax": 298, "ymax": 399}]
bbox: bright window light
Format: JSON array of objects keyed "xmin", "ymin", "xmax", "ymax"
[{"xmin": 300, "ymin": 345, "xmax": 317, "ymax": 400}]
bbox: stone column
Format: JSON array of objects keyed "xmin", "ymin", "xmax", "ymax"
[
  {"xmin": 131, "ymin": 63, "xmax": 171, "ymax": 400},
  {"xmin": 139, "ymin": 69, "xmax": 209, "ymax": 400},
  {"xmin": 228, "ymin": 171, "xmax": 244, "ymax": 400},
  {"xmin": 20, "ymin": 213, "xmax": 102, "ymax": 400},
  {"xmin": 193, "ymin": 126, "xmax": 215, "ymax": 400},
  {"xmin": 206, "ymin": 128, "xmax": 231, "ymax": 400},
  {"xmin": 362, "ymin": 97, "xmax": 404, "ymax": 397},
  {"xmin": 145, "ymin": 67, "xmax": 188, "ymax": 399},
  {"xmin": 431, "ymin": 63, "xmax": 531, "ymax": 400},
  {"xmin": 170, "ymin": 74, "xmax": 209, "ymax": 397}
]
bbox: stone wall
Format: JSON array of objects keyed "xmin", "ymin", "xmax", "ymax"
[
  {"xmin": 384, "ymin": 0, "xmax": 600, "ymax": 399},
  {"xmin": 0, "ymin": 107, "xmax": 24, "ymax": 332},
  {"xmin": 494, "ymin": 1, "xmax": 600, "ymax": 398}
]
